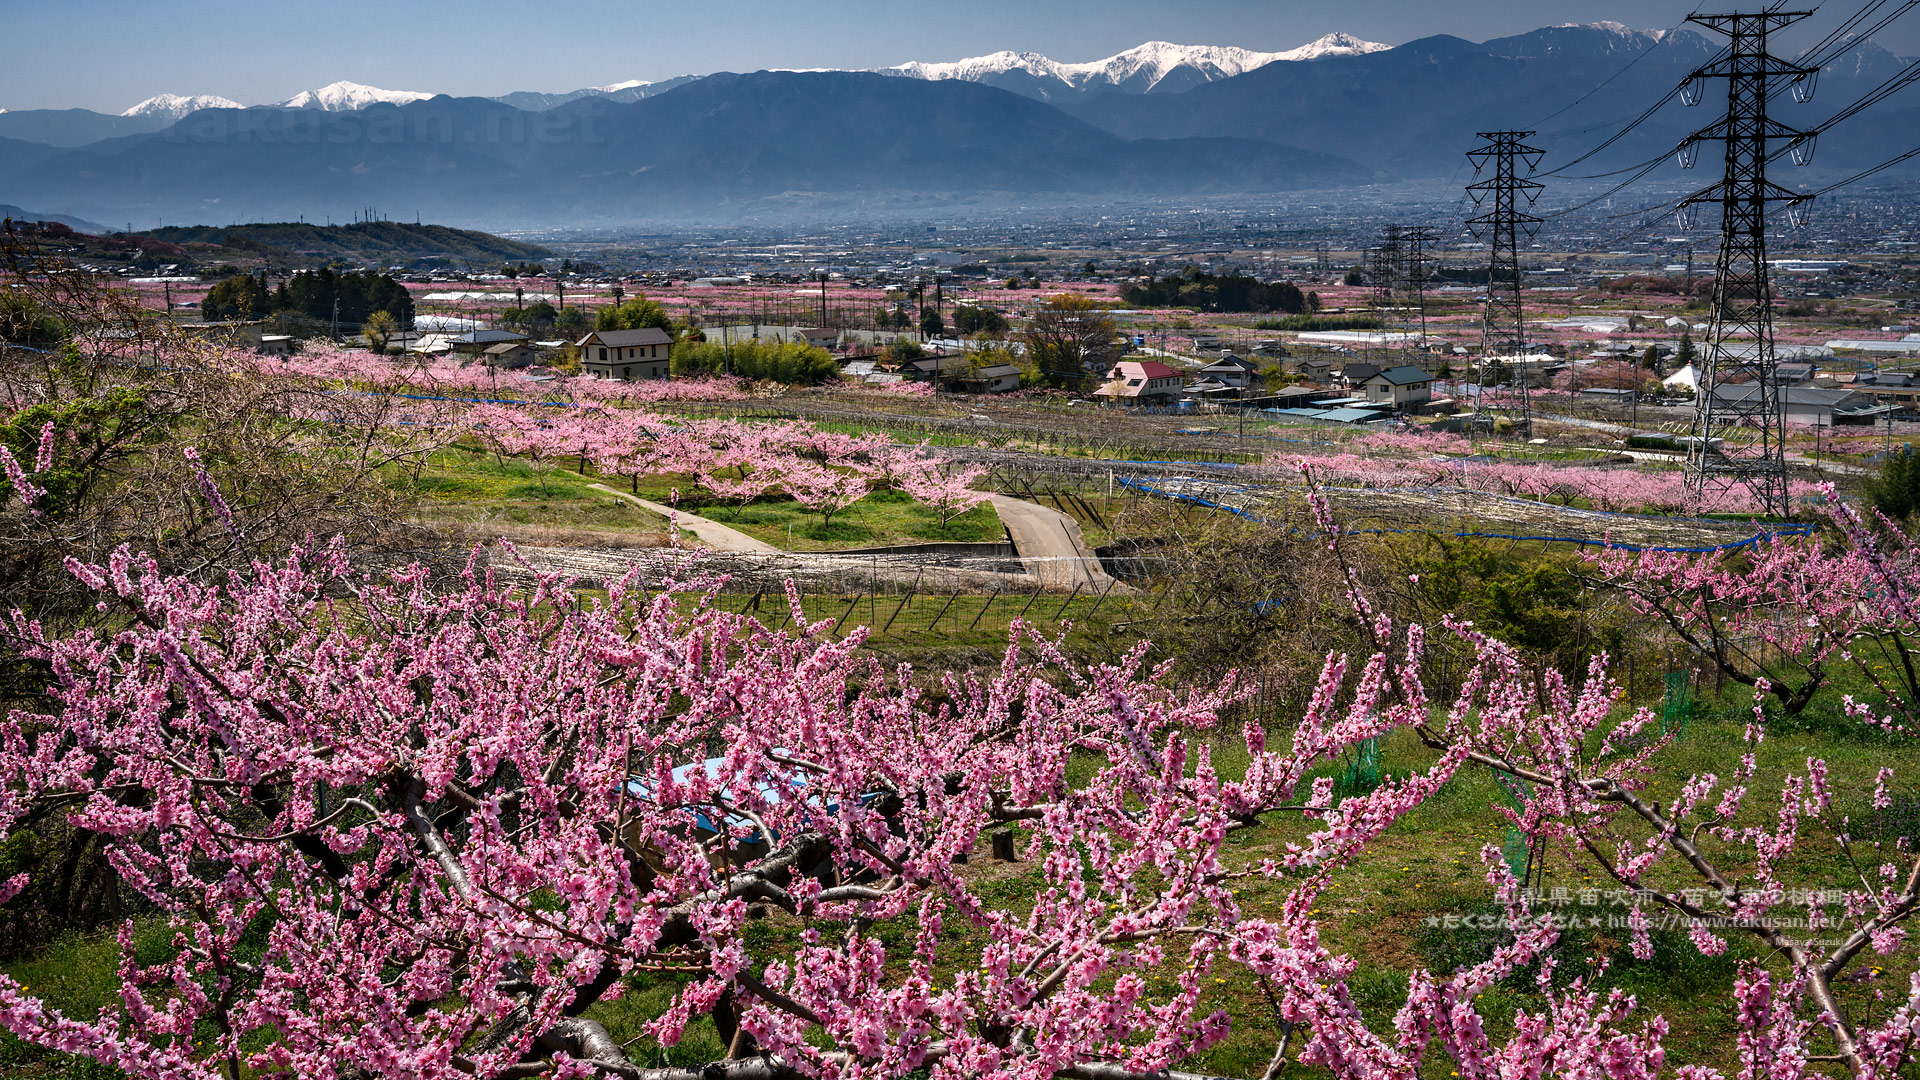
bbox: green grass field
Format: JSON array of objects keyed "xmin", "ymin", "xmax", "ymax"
[
  {"xmin": 615, "ymin": 472, "xmax": 1005, "ymax": 551},
  {"xmin": 405, "ymin": 446, "xmax": 1002, "ymax": 553},
  {"xmin": 402, "ymin": 446, "xmax": 674, "ymax": 547}
]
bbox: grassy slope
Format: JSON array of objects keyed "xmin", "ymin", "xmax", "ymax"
[
  {"xmin": 400, "ymin": 447, "xmax": 674, "ymax": 549},
  {"xmin": 612, "ymin": 472, "xmax": 1005, "ymax": 552}
]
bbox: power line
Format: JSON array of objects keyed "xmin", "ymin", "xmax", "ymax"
[
  {"xmin": 1536, "ymin": 76, "xmax": 1712, "ymax": 178},
  {"xmin": 1533, "ymin": 21, "xmax": 1695, "ymax": 128},
  {"xmin": 1805, "ymin": 140, "xmax": 1920, "ymax": 193}
]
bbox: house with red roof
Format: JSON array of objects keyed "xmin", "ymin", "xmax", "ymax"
[{"xmin": 1096, "ymin": 359, "xmax": 1183, "ymax": 403}]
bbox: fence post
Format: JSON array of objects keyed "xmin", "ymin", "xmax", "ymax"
[
  {"xmin": 1016, "ymin": 586, "xmax": 1043, "ymax": 623},
  {"xmin": 835, "ymin": 594, "xmax": 864, "ymax": 639},
  {"xmin": 1052, "ymin": 581, "xmax": 1085, "ymax": 620},
  {"xmin": 928, "ymin": 589, "xmax": 962, "ymax": 632},
  {"xmin": 882, "ymin": 586, "xmax": 917, "ymax": 635},
  {"xmin": 969, "ymin": 586, "xmax": 1003, "ymax": 630},
  {"xmin": 1083, "ymin": 578, "xmax": 1117, "ymax": 621}
]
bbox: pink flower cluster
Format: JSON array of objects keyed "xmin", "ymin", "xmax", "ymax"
[
  {"xmin": 1270, "ymin": 448, "xmax": 1815, "ymax": 516},
  {"xmin": 10, "ymin": 460, "xmax": 1920, "ymax": 1077},
  {"xmin": 247, "ymin": 342, "xmax": 751, "ymax": 404},
  {"xmin": 464, "ymin": 404, "xmax": 986, "ymax": 526}
]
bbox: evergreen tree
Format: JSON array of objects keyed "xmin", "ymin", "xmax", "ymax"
[
  {"xmin": 203, "ymin": 274, "xmax": 272, "ymax": 321},
  {"xmin": 594, "ymin": 294, "xmax": 671, "ymax": 333},
  {"xmin": 953, "ymin": 305, "xmax": 1009, "ymax": 337},
  {"xmin": 1873, "ymin": 445, "xmax": 1920, "ymax": 520}
]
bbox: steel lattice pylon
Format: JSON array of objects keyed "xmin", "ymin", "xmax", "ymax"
[
  {"xmin": 1466, "ymin": 131, "xmax": 1544, "ymax": 437},
  {"xmin": 1369, "ymin": 225, "xmax": 1404, "ymax": 307},
  {"xmin": 1680, "ymin": 9, "xmax": 1816, "ymax": 516},
  {"xmin": 1402, "ymin": 225, "xmax": 1435, "ymax": 357}
]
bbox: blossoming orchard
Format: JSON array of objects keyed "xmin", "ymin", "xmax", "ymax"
[{"xmin": 9, "ymin": 270, "xmax": 1920, "ymax": 1080}]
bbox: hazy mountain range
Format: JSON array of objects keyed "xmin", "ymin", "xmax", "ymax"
[{"xmin": 0, "ymin": 23, "xmax": 1915, "ymax": 228}]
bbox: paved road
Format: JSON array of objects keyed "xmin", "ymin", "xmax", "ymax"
[
  {"xmin": 589, "ymin": 485, "xmax": 784, "ymax": 554},
  {"xmin": 592, "ymin": 484, "xmax": 1120, "ymax": 592},
  {"xmin": 985, "ymin": 493, "xmax": 1121, "ymax": 590}
]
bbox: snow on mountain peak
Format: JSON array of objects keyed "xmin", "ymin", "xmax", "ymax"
[
  {"xmin": 1273, "ymin": 32, "xmax": 1393, "ymax": 61},
  {"xmin": 1553, "ymin": 21, "xmax": 1668, "ymax": 40},
  {"xmin": 275, "ymin": 81, "xmax": 435, "ymax": 111},
  {"xmin": 884, "ymin": 34, "xmax": 1389, "ymax": 93},
  {"xmin": 121, "ymin": 93, "xmax": 242, "ymax": 118}
]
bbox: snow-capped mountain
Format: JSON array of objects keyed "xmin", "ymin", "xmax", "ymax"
[
  {"xmin": 121, "ymin": 93, "xmax": 242, "ymax": 119},
  {"xmin": 881, "ymin": 36, "xmax": 1389, "ymax": 99},
  {"xmin": 1271, "ymin": 32, "xmax": 1393, "ymax": 62},
  {"xmin": 275, "ymin": 81, "xmax": 435, "ymax": 111}
]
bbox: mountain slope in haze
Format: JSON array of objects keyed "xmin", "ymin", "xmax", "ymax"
[
  {"xmin": 0, "ymin": 73, "xmax": 1363, "ymax": 226},
  {"xmin": 0, "ymin": 108, "xmax": 177, "ymax": 148},
  {"xmin": 543, "ymin": 71, "xmax": 1361, "ymax": 201},
  {"xmin": 0, "ymin": 136, "xmax": 59, "ymax": 184},
  {"xmin": 491, "ymin": 75, "xmax": 702, "ymax": 111},
  {"xmin": 0, "ymin": 203, "xmax": 111, "ymax": 234}
]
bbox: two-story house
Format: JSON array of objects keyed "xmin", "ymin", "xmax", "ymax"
[
  {"xmin": 1096, "ymin": 360, "xmax": 1184, "ymax": 404},
  {"xmin": 576, "ymin": 328, "xmax": 673, "ymax": 381},
  {"xmin": 1359, "ymin": 365, "xmax": 1435, "ymax": 410}
]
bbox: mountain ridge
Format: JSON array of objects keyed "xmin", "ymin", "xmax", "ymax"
[
  {"xmin": 122, "ymin": 94, "xmax": 243, "ymax": 119},
  {"xmin": 875, "ymin": 35, "xmax": 1390, "ymax": 99},
  {"xmin": 5, "ymin": 22, "xmax": 1918, "ymax": 227},
  {"xmin": 0, "ymin": 71, "xmax": 1364, "ymax": 227},
  {"xmin": 276, "ymin": 81, "xmax": 436, "ymax": 110}
]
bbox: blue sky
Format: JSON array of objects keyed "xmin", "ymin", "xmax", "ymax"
[{"xmin": 4, "ymin": 0, "xmax": 1904, "ymax": 112}]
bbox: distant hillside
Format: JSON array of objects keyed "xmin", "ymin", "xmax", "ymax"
[
  {"xmin": 138, "ymin": 221, "xmax": 553, "ymax": 266},
  {"xmin": 0, "ymin": 108, "xmax": 175, "ymax": 148},
  {"xmin": 0, "ymin": 203, "xmax": 110, "ymax": 234}
]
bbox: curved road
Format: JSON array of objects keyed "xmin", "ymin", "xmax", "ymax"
[
  {"xmin": 985, "ymin": 493, "xmax": 1120, "ymax": 590},
  {"xmin": 589, "ymin": 485, "xmax": 783, "ymax": 554},
  {"xmin": 591, "ymin": 484, "xmax": 1120, "ymax": 592}
]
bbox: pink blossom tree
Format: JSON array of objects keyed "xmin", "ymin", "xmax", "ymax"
[
  {"xmin": 892, "ymin": 455, "xmax": 989, "ymax": 531},
  {"xmin": 778, "ymin": 457, "xmax": 870, "ymax": 530},
  {"xmin": 1591, "ymin": 529, "xmax": 1870, "ymax": 714},
  {"xmin": 10, "ymin": 457, "xmax": 1920, "ymax": 1077}
]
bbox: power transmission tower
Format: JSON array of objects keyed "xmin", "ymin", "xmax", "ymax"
[
  {"xmin": 1366, "ymin": 229, "xmax": 1404, "ymax": 366},
  {"xmin": 1678, "ymin": 9, "xmax": 1816, "ymax": 517},
  {"xmin": 1466, "ymin": 130, "xmax": 1544, "ymax": 437},
  {"xmin": 1402, "ymin": 225, "xmax": 1435, "ymax": 358},
  {"xmin": 1315, "ymin": 243, "xmax": 1332, "ymax": 281}
]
